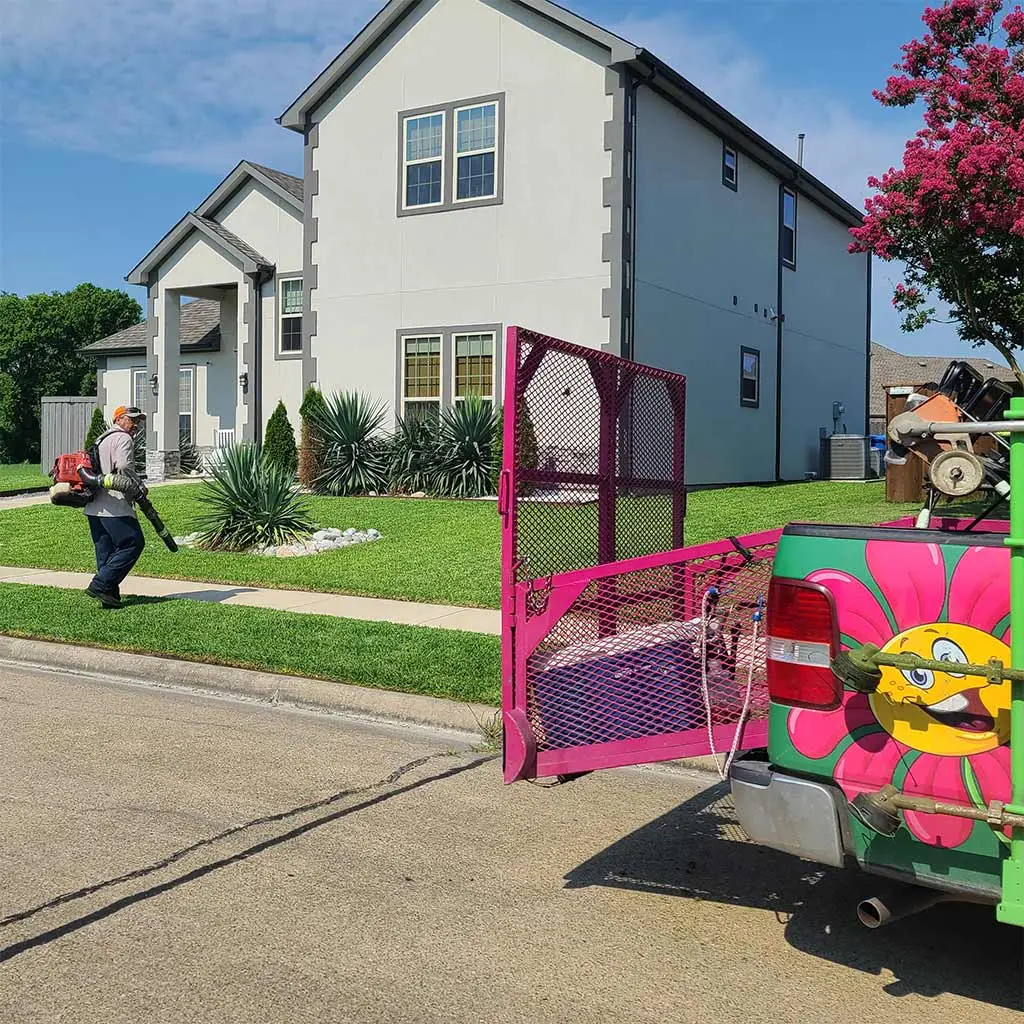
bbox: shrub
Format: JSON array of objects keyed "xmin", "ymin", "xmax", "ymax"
[
  {"xmin": 516, "ymin": 400, "xmax": 539, "ymax": 496},
  {"xmin": 489, "ymin": 404, "xmax": 504, "ymax": 493},
  {"xmin": 192, "ymin": 442, "xmax": 315, "ymax": 551},
  {"xmin": 179, "ymin": 432, "xmax": 202, "ymax": 475},
  {"xmin": 84, "ymin": 408, "xmax": 107, "ymax": 450},
  {"xmin": 429, "ymin": 396, "xmax": 500, "ymax": 499},
  {"xmin": 133, "ymin": 426, "xmax": 147, "ymax": 475},
  {"xmin": 388, "ymin": 414, "xmax": 439, "ymax": 494},
  {"xmin": 310, "ymin": 391, "xmax": 390, "ymax": 496},
  {"xmin": 298, "ymin": 386, "xmax": 326, "ymax": 487},
  {"xmin": 264, "ymin": 400, "xmax": 298, "ymax": 477}
]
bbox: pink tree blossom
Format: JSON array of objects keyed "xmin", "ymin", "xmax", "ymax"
[{"xmin": 850, "ymin": 1, "xmax": 1024, "ymax": 384}]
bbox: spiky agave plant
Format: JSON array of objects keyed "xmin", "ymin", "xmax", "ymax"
[
  {"xmin": 310, "ymin": 391, "xmax": 390, "ymax": 496},
  {"xmin": 388, "ymin": 413, "xmax": 439, "ymax": 494},
  {"xmin": 192, "ymin": 441, "xmax": 315, "ymax": 551},
  {"xmin": 430, "ymin": 395, "xmax": 499, "ymax": 498}
]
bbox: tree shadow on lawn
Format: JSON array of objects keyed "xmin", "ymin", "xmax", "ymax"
[{"xmin": 564, "ymin": 781, "xmax": 1021, "ymax": 1011}]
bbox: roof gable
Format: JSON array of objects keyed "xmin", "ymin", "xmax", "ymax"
[
  {"xmin": 195, "ymin": 160, "xmax": 303, "ymax": 219},
  {"xmin": 277, "ymin": 0, "xmax": 634, "ymax": 132},
  {"xmin": 126, "ymin": 212, "xmax": 273, "ymax": 286}
]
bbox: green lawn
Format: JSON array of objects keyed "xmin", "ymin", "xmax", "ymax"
[
  {"xmin": 0, "ymin": 481, "xmax": 921, "ymax": 609},
  {"xmin": 0, "ymin": 583, "xmax": 500, "ymax": 706},
  {"xmin": 0, "ymin": 463, "xmax": 47, "ymax": 494}
]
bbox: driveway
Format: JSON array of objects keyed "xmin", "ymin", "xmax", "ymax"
[{"xmin": 0, "ymin": 663, "xmax": 1019, "ymax": 1022}]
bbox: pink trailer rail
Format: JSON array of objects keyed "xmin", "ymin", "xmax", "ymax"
[{"xmin": 498, "ymin": 327, "xmax": 779, "ymax": 784}]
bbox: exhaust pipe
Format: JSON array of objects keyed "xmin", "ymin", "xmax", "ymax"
[{"xmin": 856, "ymin": 885, "xmax": 948, "ymax": 928}]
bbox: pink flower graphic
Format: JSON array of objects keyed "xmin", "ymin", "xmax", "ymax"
[{"xmin": 787, "ymin": 541, "xmax": 1012, "ymax": 849}]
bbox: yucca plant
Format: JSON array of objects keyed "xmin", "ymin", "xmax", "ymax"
[
  {"xmin": 388, "ymin": 413, "xmax": 439, "ymax": 494},
  {"xmin": 429, "ymin": 395, "xmax": 500, "ymax": 498},
  {"xmin": 179, "ymin": 431, "xmax": 202, "ymax": 474},
  {"xmin": 310, "ymin": 391, "xmax": 390, "ymax": 496},
  {"xmin": 192, "ymin": 441, "xmax": 315, "ymax": 551}
]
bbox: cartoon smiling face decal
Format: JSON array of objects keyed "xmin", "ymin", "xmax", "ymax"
[{"xmin": 870, "ymin": 624, "xmax": 1011, "ymax": 757}]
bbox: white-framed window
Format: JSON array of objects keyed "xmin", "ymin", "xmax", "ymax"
[
  {"xmin": 781, "ymin": 188, "xmax": 797, "ymax": 268},
  {"xmin": 453, "ymin": 332, "xmax": 495, "ymax": 404},
  {"xmin": 132, "ymin": 367, "xmax": 147, "ymax": 412},
  {"xmin": 403, "ymin": 111, "xmax": 445, "ymax": 209},
  {"xmin": 722, "ymin": 143, "xmax": 738, "ymax": 190},
  {"xmin": 279, "ymin": 277, "xmax": 303, "ymax": 353},
  {"xmin": 740, "ymin": 347, "xmax": 760, "ymax": 409},
  {"xmin": 454, "ymin": 102, "xmax": 498, "ymax": 202},
  {"xmin": 402, "ymin": 335, "xmax": 443, "ymax": 423},
  {"xmin": 178, "ymin": 365, "xmax": 195, "ymax": 442}
]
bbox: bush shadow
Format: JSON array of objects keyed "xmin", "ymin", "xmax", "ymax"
[{"xmin": 564, "ymin": 781, "xmax": 1021, "ymax": 1010}]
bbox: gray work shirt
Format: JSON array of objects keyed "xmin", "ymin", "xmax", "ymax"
[{"xmin": 83, "ymin": 429, "xmax": 138, "ymax": 519}]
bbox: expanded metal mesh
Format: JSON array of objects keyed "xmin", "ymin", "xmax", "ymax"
[
  {"xmin": 509, "ymin": 329, "xmax": 685, "ymax": 583},
  {"xmin": 524, "ymin": 539, "xmax": 777, "ymax": 754}
]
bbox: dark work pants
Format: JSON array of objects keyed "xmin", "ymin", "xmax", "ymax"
[{"xmin": 88, "ymin": 515, "xmax": 145, "ymax": 593}]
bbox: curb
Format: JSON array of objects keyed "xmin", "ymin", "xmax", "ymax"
[
  {"xmin": 0, "ymin": 635, "xmax": 498, "ymax": 738},
  {"xmin": 0, "ymin": 487, "xmax": 48, "ymax": 498},
  {"xmin": 0, "ymin": 636, "xmax": 727, "ymax": 778}
]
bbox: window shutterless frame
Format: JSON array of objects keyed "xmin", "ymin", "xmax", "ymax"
[
  {"xmin": 451, "ymin": 331, "xmax": 497, "ymax": 404},
  {"xmin": 401, "ymin": 110, "xmax": 446, "ymax": 211},
  {"xmin": 397, "ymin": 94, "xmax": 505, "ymax": 217},
  {"xmin": 400, "ymin": 335, "xmax": 443, "ymax": 423},
  {"xmin": 277, "ymin": 276, "xmax": 303, "ymax": 356},
  {"xmin": 453, "ymin": 102, "xmax": 499, "ymax": 204},
  {"xmin": 781, "ymin": 187, "xmax": 797, "ymax": 269},
  {"xmin": 740, "ymin": 346, "xmax": 760, "ymax": 409},
  {"xmin": 178, "ymin": 364, "xmax": 196, "ymax": 442},
  {"xmin": 131, "ymin": 367, "xmax": 148, "ymax": 412},
  {"xmin": 722, "ymin": 142, "xmax": 738, "ymax": 190}
]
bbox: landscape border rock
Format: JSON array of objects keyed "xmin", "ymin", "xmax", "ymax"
[{"xmin": 172, "ymin": 526, "xmax": 382, "ymax": 557}]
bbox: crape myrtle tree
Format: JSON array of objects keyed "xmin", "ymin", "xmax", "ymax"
[{"xmin": 850, "ymin": 0, "xmax": 1024, "ymax": 387}]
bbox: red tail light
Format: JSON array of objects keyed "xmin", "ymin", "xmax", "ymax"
[{"xmin": 766, "ymin": 577, "xmax": 841, "ymax": 710}]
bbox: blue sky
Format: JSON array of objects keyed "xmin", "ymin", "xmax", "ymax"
[{"xmin": 0, "ymin": 0, "xmax": 974, "ymax": 357}]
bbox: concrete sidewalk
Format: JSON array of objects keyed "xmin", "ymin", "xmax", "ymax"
[
  {"xmin": 0, "ymin": 476, "xmax": 203, "ymax": 510},
  {"xmin": 0, "ymin": 565, "xmax": 500, "ymax": 635}
]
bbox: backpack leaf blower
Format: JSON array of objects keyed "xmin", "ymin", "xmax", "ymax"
[
  {"xmin": 48, "ymin": 448, "xmax": 178, "ymax": 552},
  {"xmin": 76, "ymin": 466, "xmax": 179, "ymax": 553}
]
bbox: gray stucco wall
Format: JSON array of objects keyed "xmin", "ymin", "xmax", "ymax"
[
  {"xmin": 630, "ymin": 86, "xmax": 867, "ymax": 486},
  {"xmin": 631, "ymin": 87, "xmax": 781, "ymax": 486}
]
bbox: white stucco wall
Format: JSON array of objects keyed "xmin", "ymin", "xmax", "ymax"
[
  {"xmin": 101, "ymin": 357, "xmax": 139, "ymax": 421},
  {"xmin": 778, "ymin": 199, "xmax": 870, "ymax": 480},
  {"xmin": 215, "ymin": 181, "xmax": 303, "ymax": 274},
  {"xmin": 630, "ymin": 87, "xmax": 867, "ymax": 486},
  {"xmin": 632, "ymin": 88, "xmax": 781, "ymax": 487},
  {"xmin": 150, "ymin": 235, "xmax": 247, "ymax": 450},
  {"xmin": 309, "ymin": 0, "xmax": 612, "ymax": 424},
  {"xmin": 260, "ymin": 279, "xmax": 304, "ymax": 423}
]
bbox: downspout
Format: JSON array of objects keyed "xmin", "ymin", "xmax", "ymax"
[{"xmin": 249, "ymin": 269, "xmax": 272, "ymax": 447}]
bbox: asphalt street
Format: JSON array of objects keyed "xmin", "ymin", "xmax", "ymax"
[{"xmin": 1, "ymin": 663, "xmax": 1021, "ymax": 1022}]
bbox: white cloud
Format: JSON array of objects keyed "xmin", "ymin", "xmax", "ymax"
[{"xmin": 0, "ymin": 0, "xmax": 383, "ymax": 174}]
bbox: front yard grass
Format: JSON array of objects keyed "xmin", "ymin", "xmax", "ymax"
[
  {"xmin": 0, "ymin": 583, "xmax": 500, "ymax": 705},
  {"xmin": 0, "ymin": 463, "xmax": 47, "ymax": 494},
  {"xmin": 0, "ymin": 481, "xmax": 920, "ymax": 609}
]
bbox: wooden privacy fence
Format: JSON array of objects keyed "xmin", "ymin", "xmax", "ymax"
[{"xmin": 40, "ymin": 396, "xmax": 98, "ymax": 471}]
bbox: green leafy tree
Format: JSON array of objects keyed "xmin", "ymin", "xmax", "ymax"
[
  {"xmin": 0, "ymin": 284, "xmax": 142, "ymax": 462},
  {"xmin": 84, "ymin": 407, "xmax": 107, "ymax": 450},
  {"xmin": 298, "ymin": 385, "xmax": 326, "ymax": 486},
  {"xmin": 264, "ymin": 400, "xmax": 298, "ymax": 477}
]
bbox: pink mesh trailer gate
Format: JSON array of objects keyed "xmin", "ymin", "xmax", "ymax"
[{"xmin": 498, "ymin": 327, "xmax": 777, "ymax": 784}]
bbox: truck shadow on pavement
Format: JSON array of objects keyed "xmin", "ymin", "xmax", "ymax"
[{"xmin": 564, "ymin": 780, "xmax": 1022, "ymax": 1011}]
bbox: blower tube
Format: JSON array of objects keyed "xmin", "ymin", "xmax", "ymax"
[{"xmin": 77, "ymin": 467, "xmax": 178, "ymax": 553}]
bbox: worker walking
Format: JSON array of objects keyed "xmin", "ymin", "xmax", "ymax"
[{"xmin": 83, "ymin": 405, "xmax": 147, "ymax": 609}]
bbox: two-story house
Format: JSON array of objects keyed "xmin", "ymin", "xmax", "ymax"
[{"xmin": 87, "ymin": 0, "xmax": 869, "ymax": 486}]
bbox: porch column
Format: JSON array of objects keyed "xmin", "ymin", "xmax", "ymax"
[{"xmin": 147, "ymin": 288, "xmax": 181, "ymax": 480}]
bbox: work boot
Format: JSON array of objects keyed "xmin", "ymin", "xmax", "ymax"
[{"xmin": 86, "ymin": 583, "xmax": 122, "ymax": 609}]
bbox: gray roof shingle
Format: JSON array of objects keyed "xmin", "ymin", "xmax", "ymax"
[
  {"xmin": 248, "ymin": 162, "xmax": 303, "ymax": 202},
  {"xmin": 195, "ymin": 217, "xmax": 272, "ymax": 268},
  {"xmin": 870, "ymin": 342, "xmax": 1015, "ymax": 416},
  {"xmin": 82, "ymin": 298, "xmax": 221, "ymax": 355}
]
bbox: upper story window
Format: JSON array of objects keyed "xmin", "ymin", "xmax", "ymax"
[
  {"xmin": 781, "ymin": 188, "xmax": 797, "ymax": 268},
  {"xmin": 279, "ymin": 277, "xmax": 303, "ymax": 354},
  {"xmin": 398, "ymin": 94, "xmax": 505, "ymax": 216},
  {"xmin": 455, "ymin": 104, "xmax": 498, "ymax": 201},
  {"xmin": 404, "ymin": 113, "xmax": 445, "ymax": 208},
  {"xmin": 722, "ymin": 143, "xmax": 738, "ymax": 190}
]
